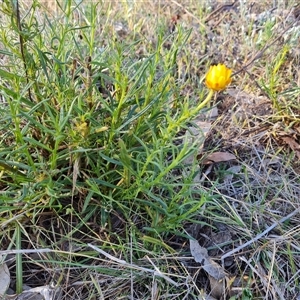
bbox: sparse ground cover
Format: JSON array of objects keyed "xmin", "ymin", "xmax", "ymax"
[{"xmin": 0, "ymin": 0, "xmax": 300, "ymax": 299}]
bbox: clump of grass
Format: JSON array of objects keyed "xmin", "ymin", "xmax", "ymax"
[
  {"xmin": 0, "ymin": 0, "xmax": 213, "ymax": 297},
  {"xmin": 1, "ymin": 1, "xmax": 300, "ymax": 299}
]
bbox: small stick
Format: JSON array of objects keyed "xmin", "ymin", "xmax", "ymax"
[
  {"xmin": 0, "ymin": 248, "xmax": 53, "ymax": 255},
  {"xmin": 221, "ymin": 207, "xmax": 300, "ymax": 262}
]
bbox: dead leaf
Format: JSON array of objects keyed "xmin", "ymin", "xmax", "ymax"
[
  {"xmin": 14, "ymin": 285, "xmax": 62, "ymax": 300},
  {"xmin": 209, "ymin": 275, "xmax": 225, "ymax": 299},
  {"xmin": 16, "ymin": 291, "xmax": 44, "ymax": 300},
  {"xmin": 190, "ymin": 239, "xmax": 226, "ymax": 280},
  {"xmin": 201, "ymin": 152, "xmax": 236, "ymax": 165},
  {"xmin": 223, "ymin": 165, "xmax": 243, "ymax": 184},
  {"xmin": 262, "ymin": 157, "xmax": 281, "ymax": 167},
  {"xmin": 281, "ymin": 136, "xmax": 300, "ymax": 159},
  {"xmin": 0, "ymin": 258, "xmax": 10, "ymax": 297}
]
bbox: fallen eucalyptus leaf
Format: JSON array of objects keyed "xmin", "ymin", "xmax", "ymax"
[
  {"xmin": 202, "ymin": 152, "xmax": 236, "ymax": 165},
  {"xmin": 190, "ymin": 239, "xmax": 226, "ymax": 280}
]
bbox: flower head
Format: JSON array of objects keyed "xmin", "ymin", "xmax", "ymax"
[{"xmin": 205, "ymin": 64, "xmax": 232, "ymax": 91}]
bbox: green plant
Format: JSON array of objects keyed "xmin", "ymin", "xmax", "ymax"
[
  {"xmin": 1, "ymin": 1, "xmax": 299, "ymax": 299},
  {"xmin": 0, "ymin": 1, "xmax": 215, "ymax": 294}
]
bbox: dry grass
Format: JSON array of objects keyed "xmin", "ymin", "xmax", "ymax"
[{"xmin": 1, "ymin": 0, "xmax": 300, "ymax": 299}]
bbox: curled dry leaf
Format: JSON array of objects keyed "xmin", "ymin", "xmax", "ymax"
[
  {"xmin": 190, "ymin": 239, "xmax": 226, "ymax": 280},
  {"xmin": 281, "ymin": 136, "xmax": 300, "ymax": 159},
  {"xmin": 0, "ymin": 259, "xmax": 10, "ymax": 297},
  {"xmin": 201, "ymin": 151, "xmax": 236, "ymax": 165}
]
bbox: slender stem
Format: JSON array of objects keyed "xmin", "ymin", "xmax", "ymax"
[
  {"xmin": 167, "ymin": 89, "xmax": 215, "ymax": 135},
  {"xmin": 192, "ymin": 89, "xmax": 214, "ymax": 114},
  {"xmin": 16, "ymin": 224, "xmax": 23, "ymax": 294}
]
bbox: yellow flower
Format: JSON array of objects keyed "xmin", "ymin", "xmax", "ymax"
[{"xmin": 205, "ymin": 64, "xmax": 232, "ymax": 91}]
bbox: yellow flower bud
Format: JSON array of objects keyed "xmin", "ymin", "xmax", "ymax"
[
  {"xmin": 205, "ymin": 64, "xmax": 232, "ymax": 91},
  {"xmin": 76, "ymin": 121, "xmax": 89, "ymax": 138}
]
